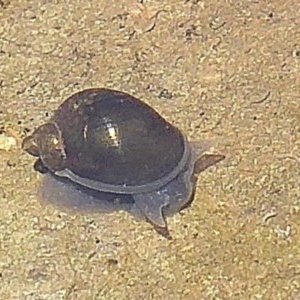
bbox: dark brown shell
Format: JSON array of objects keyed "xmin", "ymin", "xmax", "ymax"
[{"xmin": 46, "ymin": 89, "xmax": 186, "ymax": 187}]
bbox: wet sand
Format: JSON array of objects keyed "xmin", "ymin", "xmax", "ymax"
[{"xmin": 0, "ymin": 0, "xmax": 300, "ymax": 299}]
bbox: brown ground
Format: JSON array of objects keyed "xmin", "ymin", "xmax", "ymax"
[{"xmin": 1, "ymin": 0, "xmax": 300, "ymax": 299}]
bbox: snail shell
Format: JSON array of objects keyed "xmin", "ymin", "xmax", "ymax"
[{"xmin": 23, "ymin": 88, "xmax": 223, "ymax": 233}]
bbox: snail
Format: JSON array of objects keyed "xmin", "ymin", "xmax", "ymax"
[{"xmin": 22, "ymin": 88, "xmax": 224, "ymax": 236}]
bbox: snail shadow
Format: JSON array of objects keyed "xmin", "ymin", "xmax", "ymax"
[
  {"xmin": 39, "ymin": 174, "xmax": 136, "ymax": 215},
  {"xmin": 39, "ymin": 174, "xmax": 176, "ymax": 239},
  {"xmin": 38, "ymin": 154, "xmax": 225, "ymax": 231}
]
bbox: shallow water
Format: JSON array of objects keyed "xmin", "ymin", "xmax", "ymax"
[{"xmin": 1, "ymin": 0, "xmax": 300, "ymax": 299}]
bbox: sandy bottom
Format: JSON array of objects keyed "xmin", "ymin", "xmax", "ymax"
[{"xmin": 0, "ymin": 0, "xmax": 299, "ymax": 299}]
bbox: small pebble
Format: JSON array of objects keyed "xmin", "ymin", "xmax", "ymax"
[{"xmin": 0, "ymin": 135, "xmax": 17, "ymax": 151}]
